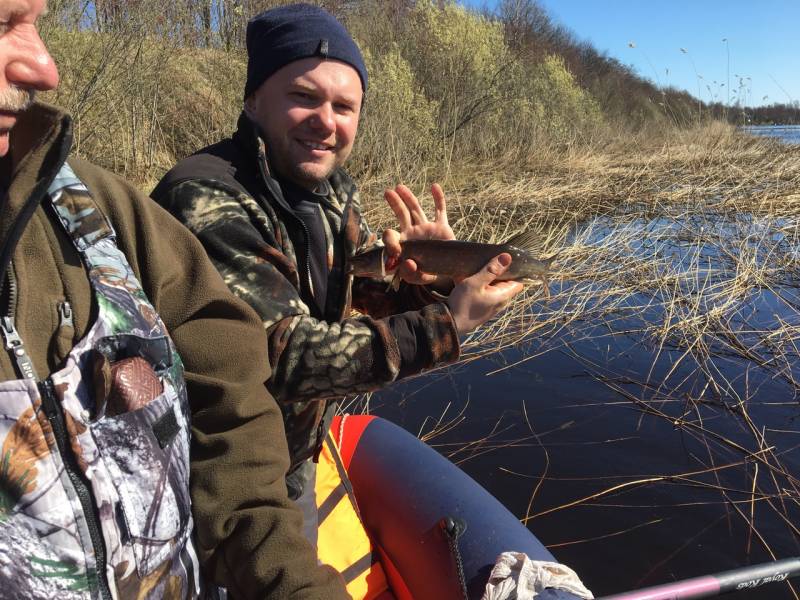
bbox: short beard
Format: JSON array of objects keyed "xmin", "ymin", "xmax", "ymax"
[
  {"xmin": 289, "ymin": 162, "xmax": 338, "ymax": 189},
  {"xmin": 0, "ymin": 86, "xmax": 35, "ymax": 113},
  {"xmin": 265, "ymin": 142, "xmax": 340, "ymax": 191}
]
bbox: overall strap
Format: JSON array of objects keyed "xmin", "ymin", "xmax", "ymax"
[{"xmin": 46, "ymin": 161, "xmax": 115, "ymax": 252}]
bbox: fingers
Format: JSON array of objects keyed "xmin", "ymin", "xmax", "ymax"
[
  {"xmin": 386, "ymin": 183, "xmax": 448, "ymax": 230},
  {"xmin": 376, "ymin": 233, "xmax": 437, "ymax": 284},
  {"xmin": 382, "ymin": 229, "xmax": 402, "ymax": 258},
  {"xmin": 445, "ymin": 254, "xmax": 524, "ymax": 334},
  {"xmin": 384, "ymin": 188, "xmax": 412, "ymax": 231},
  {"xmin": 396, "ymin": 259, "xmax": 437, "ymax": 285},
  {"xmin": 385, "ymin": 182, "xmax": 453, "ymax": 245},
  {"xmin": 396, "ymin": 184, "xmax": 428, "ymax": 224},
  {"xmin": 431, "ymin": 183, "xmax": 449, "ymax": 226},
  {"xmin": 470, "ymin": 253, "xmax": 512, "ymax": 286},
  {"xmin": 383, "ymin": 185, "xmax": 428, "ymax": 231}
]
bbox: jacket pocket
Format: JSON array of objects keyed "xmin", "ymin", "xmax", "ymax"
[{"xmin": 90, "ymin": 379, "xmax": 191, "ymax": 577}]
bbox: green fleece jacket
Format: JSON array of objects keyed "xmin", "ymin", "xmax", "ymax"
[{"xmin": 0, "ymin": 103, "xmax": 347, "ymax": 599}]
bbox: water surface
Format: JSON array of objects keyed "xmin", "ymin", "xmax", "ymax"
[
  {"xmin": 371, "ymin": 211, "xmax": 800, "ymax": 599},
  {"xmin": 742, "ymin": 124, "xmax": 800, "ymax": 144}
]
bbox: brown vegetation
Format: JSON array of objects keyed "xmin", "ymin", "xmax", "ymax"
[{"xmin": 40, "ymin": 0, "xmax": 712, "ymax": 188}]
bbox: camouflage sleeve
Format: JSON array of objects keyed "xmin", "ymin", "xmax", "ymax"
[{"xmin": 157, "ymin": 179, "xmax": 460, "ymax": 404}]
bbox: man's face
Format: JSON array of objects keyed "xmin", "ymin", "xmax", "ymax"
[
  {"xmin": 0, "ymin": 0, "xmax": 59, "ymax": 157},
  {"xmin": 246, "ymin": 57, "xmax": 362, "ymax": 190}
]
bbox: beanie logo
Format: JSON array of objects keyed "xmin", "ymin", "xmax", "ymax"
[{"xmin": 317, "ymin": 39, "xmax": 329, "ymax": 58}]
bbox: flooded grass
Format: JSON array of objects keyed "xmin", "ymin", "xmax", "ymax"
[{"xmin": 352, "ymin": 126, "xmax": 800, "ymax": 598}]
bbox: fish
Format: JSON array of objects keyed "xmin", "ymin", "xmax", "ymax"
[{"xmin": 347, "ymin": 230, "xmax": 558, "ymax": 290}]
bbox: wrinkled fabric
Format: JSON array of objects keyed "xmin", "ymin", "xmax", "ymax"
[{"xmin": 481, "ymin": 552, "xmax": 594, "ymax": 600}]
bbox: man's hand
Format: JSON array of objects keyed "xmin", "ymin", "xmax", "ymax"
[
  {"xmin": 382, "ymin": 183, "xmax": 455, "ymax": 286},
  {"xmin": 445, "ymin": 253, "xmax": 524, "ymax": 334}
]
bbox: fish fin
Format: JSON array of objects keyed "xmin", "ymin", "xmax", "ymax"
[
  {"xmin": 503, "ymin": 230, "xmax": 539, "ymax": 250},
  {"xmin": 389, "ymin": 273, "xmax": 402, "ymax": 292}
]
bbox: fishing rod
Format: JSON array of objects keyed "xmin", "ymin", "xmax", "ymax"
[{"xmin": 597, "ymin": 557, "xmax": 800, "ymax": 600}]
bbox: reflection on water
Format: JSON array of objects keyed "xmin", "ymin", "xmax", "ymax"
[
  {"xmin": 742, "ymin": 124, "xmax": 800, "ymax": 144},
  {"xmin": 371, "ymin": 208, "xmax": 800, "ymax": 599}
]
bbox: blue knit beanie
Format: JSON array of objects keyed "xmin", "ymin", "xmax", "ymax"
[{"xmin": 244, "ymin": 3, "xmax": 368, "ymax": 99}]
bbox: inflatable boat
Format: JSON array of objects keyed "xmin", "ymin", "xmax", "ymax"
[{"xmin": 315, "ymin": 414, "xmax": 586, "ymax": 600}]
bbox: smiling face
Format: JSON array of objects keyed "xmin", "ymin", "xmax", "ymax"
[
  {"xmin": 245, "ymin": 57, "xmax": 362, "ymax": 190},
  {"xmin": 0, "ymin": 0, "xmax": 58, "ymax": 157}
]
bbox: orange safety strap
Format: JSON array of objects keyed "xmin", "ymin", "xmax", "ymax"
[{"xmin": 315, "ymin": 432, "xmax": 392, "ymax": 600}]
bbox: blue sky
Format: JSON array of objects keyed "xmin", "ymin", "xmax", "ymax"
[{"xmin": 461, "ymin": 0, "xmax": 799, "ymax": 108}]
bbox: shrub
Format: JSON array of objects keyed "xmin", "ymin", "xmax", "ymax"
[{"xmin": 351, "ymin": 46, "xmax": 440, "ymax": 184}]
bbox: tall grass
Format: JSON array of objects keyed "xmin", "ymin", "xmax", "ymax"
[{"xmin": 344, "ymin": 129, "xmax": 800, "ymax": 593}]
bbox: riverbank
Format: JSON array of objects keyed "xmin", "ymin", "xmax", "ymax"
[{"xmin": 361, "ymin": 121, "xmax": 800, "ymax": 226}]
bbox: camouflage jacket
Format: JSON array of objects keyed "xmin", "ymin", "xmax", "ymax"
[
  {"xmin": 153, "ymin": 113, "xmax": 460, "ymax": 477},
  {"xmin": 0, "ymin": 104, "xmax": 346, "ymax": 599}
]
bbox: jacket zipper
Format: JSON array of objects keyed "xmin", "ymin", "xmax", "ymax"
[
  {"xmin": 1, "ymin": 266, "xmax": 38, "ymax": 381},
  {"xmin": 1, "ymin": 317, "xmax": 39, "ymax": 381},
  {"xmin": 299, "ymin": 219, "xmax": 315, "ymax": 301},
  {"xmin": 58, "ymin": 300, "xmax": 74, "ymax": 329},
  {"xmin": 39, "ymin": 379, "xmax": 112, "ymax": 600},
  {"xmin": 335, "ymin": 195, "xmax": 353, "ymax": 321},
  {"xmin": 6, "ymin": 265, "xmax": 17, "ymax": 316},
  {"xmin": 255, "ymin": 148, "xmax": 316, "ymax": 305},
  {"xmin": 1, "ymin": 267, "xmax": 111, "ymax": 598}
]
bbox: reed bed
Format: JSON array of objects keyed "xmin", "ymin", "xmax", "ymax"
[
  {"xmin": 358, "ymin": 126, "xmax": 800, "ymax": 364},
  {"xmin": 345, "ymin": 129, "xmax": 800, "ymax": 590}
]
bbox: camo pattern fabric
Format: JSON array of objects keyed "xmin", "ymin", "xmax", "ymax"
[
  {"xmin": 157, "ymin": 120, "xmax": 460, "ymax": 476},
  {"xmin": 0, "ymin": 162, "xmax": 201, "ymax": 599}
]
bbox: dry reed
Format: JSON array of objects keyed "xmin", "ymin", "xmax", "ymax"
[{"xmin": 349, "ymin": 128, "xmax": 800, "ymax": 591}]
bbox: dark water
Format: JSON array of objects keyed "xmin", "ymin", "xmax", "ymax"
[
  {"xmin": 742, "ymin": 125, "xmax": 800, "ymax": 145},
  {"xmin": 371, "ymin": 215, "xmax": 800, "ymax": 598}
]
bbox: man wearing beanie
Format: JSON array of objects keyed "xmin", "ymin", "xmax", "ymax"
[{"xmin": 153, "ymin": 0, "xmax": 522, "ymax": 553}]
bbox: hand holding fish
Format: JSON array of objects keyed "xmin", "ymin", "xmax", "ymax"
[
  {"xmin": 382, "ymin": 183, "xmax": 455, "ymax": 287},
  {"xmin": 445, "ymin": 253, "xmax": 524, "ymax": 334}
]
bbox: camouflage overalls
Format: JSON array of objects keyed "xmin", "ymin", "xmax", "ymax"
[{"xmin": 0, "ymin": 163, "xmax": 200, "ymax": 598}]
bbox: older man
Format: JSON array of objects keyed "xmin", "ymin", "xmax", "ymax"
[
  {"xmin": 153, "ymin": 2, "xmax": 522, "ymax": 531},
  {"xmin": 0, "ymin": 1, "xmax": 346, "ymax": 598}
]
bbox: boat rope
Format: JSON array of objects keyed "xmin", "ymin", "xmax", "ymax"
[{"xmin": 441, "ymin": 516, "xmax": 469, "ymax": 600}]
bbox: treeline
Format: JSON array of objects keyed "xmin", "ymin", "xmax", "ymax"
[
  {"xmin": 691, "ymin": 102, "xmax": 800, "ymax": 125},
  {"xmin": 743, "ymin": 103, "xmax": 800, "ymax": 125},
  {"xmin": 39, "ymin": 0, "xmax": 713, "ymax": 187}
]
